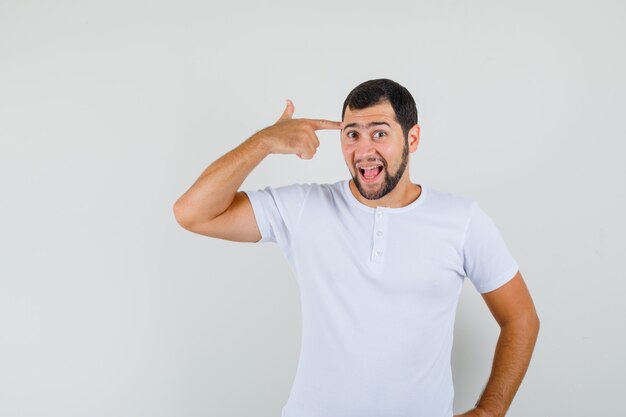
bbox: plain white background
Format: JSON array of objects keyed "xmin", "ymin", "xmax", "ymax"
[{"xmin": 1, "ymin": 0, "xmax": 624, "ymax": 416}]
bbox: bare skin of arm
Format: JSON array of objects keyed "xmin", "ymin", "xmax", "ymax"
[
  {"xmin": 173, "ymin": 100, "xmax": 341, "ymax": 241},
  {"xmin": 455, "ymin": 271, "xmax": 540, "ymax": 417}
]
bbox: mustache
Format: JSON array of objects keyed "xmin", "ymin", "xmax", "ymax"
[{"xmin": 354, "ymin": 158, "xmax": 387, "ymax": 168}]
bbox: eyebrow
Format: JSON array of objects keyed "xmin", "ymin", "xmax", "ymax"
[{"xmin": 342, "ymin": 121, "xmax": 391, "ymax": 131}]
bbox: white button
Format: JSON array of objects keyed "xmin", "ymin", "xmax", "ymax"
[
  {"xmin": 377, "ymin": 212, "xmax": 383, "ymax": 217},
  {"xmin": 376, "ymin": 231, "xmax": 383, "ymax": 236},
  {"xmin": 375, "ymin": 250, "xmax": 383, "ymax": 256}
]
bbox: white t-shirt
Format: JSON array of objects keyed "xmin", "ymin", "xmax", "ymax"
[{"xmin": 243, "ymin": 179, "xmax": 519, "ymax": 417}]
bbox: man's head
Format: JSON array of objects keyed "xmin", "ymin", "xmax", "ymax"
[
  {"xmin": 342, "ymin": 78, "xmax": 418, "ymax": 140},
  {"xmin": 340, "ymin": 79, "xmax": 420, "ymax": 201}
]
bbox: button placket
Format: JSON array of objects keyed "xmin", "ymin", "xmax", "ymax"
[{"xmin": 371, "ymin": 207, "xmax": 389, "ymax": 265}]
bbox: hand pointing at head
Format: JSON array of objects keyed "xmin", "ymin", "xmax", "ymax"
[{"xmin": 255, "ymin": 99, "xmax": 342, "ymax": 160}]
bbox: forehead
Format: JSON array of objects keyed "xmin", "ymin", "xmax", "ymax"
[{"xmin": 343, "ymin": 100, "xmax": 398, "ymax": 127}]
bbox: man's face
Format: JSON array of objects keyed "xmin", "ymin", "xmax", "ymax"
[{"xmin": 341, "ymin": 100, "xmax": 415, "ymax": 200}]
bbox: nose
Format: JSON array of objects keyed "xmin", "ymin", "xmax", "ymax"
[{"xmin": 354, "ymin": 137, "xmax": 379, "ymax": 161}]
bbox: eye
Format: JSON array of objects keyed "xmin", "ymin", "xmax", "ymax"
[
  {"xmin": 346, "ymin": 131, "xmax": 357, "ymax": 139},
  {"xmin": 373, "ymin": 131, "xmax": 387, "ymax": 139}
]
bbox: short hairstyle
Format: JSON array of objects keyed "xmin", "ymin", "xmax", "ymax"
[{"xmin": 341, "ymin": 78, "xmax": 418, "ymax": 139}]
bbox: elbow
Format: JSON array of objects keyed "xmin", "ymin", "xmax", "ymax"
[
  {"xmin": 173, "ymin": 199, "xmax": 214, "ymax": 231},
  {"xmin": 522, "ymin": 310, "xmax": 541, "ymax": 344},
  {"xmin": 521, "ymin": 308, "xmax": 540, "ymax": 334},
  {"xmin": 528, "ymin": 313, "xmax": 540, "ymax": 351},
  {"xmin": 173, "ymin": 199, "xmax": 193, "ymax": 229},
  {"xmin": 503, "ymin": 310, "xmax": 540, "ymax": 341},
  {"xmin": 532, "ymin": 311, "xmax": 540, "ymax": 336}
]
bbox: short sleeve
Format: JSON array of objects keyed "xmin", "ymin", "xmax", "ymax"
[
  {"xmin": 242, "ymin": 183, "xmax": 312, "ymax": 253},
  {"xmin": 462, "ymin": 201, "xmax": 519, "ymax": 293}
]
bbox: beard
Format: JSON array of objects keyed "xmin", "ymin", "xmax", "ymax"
[{"xmin": 351, "ymin": 138, "xmax": 410, "ymax": 201}]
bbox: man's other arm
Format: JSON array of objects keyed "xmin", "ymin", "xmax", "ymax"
[
  {"xmin": 173, "ymin": 100, "xmax": 341, "ymax": 242},
  {"xmin": 455, "ymin": 271, "xmax": 540, "ymax": 417}
]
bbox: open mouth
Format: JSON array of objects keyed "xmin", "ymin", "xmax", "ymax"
[{"xmin": 358, "ymin": 165, "xmax": 384, "ymax": 183}]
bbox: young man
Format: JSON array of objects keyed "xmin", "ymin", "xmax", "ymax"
[{"xmin": 173, "ymin": 79, "xmax": 539, "ymax": 417}]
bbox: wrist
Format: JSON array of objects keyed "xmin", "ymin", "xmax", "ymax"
[
  {"xmin": 473, "ymin": 406, "xmax": 499, "ymax": 417},
  {"xmin": 247, "ymin": 131, "xmax": 273, "ymax": 155}
]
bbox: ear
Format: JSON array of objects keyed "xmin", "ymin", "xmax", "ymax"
[{"xmin": 407, "ymin": 124, "xmax": 420, "ymax": 152}]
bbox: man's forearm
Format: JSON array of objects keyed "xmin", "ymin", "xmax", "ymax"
[
  {"xmin": 173, "ymin": 133, "xmax": 271, "ymax": 226},
  {"xmin": 472, "ymin": 316, "xmax": 540, "ymax": 417}
]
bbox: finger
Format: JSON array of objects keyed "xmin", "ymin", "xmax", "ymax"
[
  {"xmin": 300, "ymin": 151, "xmax": 314, "ymax": 160},
  {"xmin": 297, "ymin": 143, "xmax": 317, "ymax": 159},
  {"xmin": 313, "ymin": 132, "xmax": 320, "ymax": 148},
  {"xmin": 277, "ymin": 99, "xmax": 294, "ymax": 122},
  {"xmin": 305, "ymin": 119, "xmax": 342, "ymax": 131}
]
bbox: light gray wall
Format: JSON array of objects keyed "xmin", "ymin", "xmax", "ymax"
[{"xmin": 1, "ymin": 0, "xmax": 624, "ymax": 416}]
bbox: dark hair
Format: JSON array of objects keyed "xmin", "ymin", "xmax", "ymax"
[{"xmin": 341, "ymin": 78, "xmax": 418, "ymax": 139}]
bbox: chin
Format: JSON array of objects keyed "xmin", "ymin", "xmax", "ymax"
[{"xmin": 353, "ymin": 177, "xmax": 390, "ymax": 200}]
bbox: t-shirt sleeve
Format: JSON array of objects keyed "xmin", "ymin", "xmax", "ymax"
[
  {"xmin": 462, "ymin": 201, "xmax": 520, "ymax": 293},
  {"xmin": 242, "ymin": 183, "xmax": 312, "ymax": 252}
]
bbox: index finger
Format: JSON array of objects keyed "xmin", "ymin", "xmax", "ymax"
[{"xmin": 306, "ymin": 119, "xmax": 342, "ymax": 131}]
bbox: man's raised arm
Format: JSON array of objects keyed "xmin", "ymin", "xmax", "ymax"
[{"xmin": 172, "ymin": 99, "xmax": 341, "ymax": 241}]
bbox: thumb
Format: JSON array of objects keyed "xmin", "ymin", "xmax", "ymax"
[{"xmin": 277, "ymin": 99, "xmax": 294, "ymax": 122}]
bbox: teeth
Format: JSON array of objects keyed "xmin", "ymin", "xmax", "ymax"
[{"xmin": 359, "ymin": 165, "xmax": 382, "ymax": 178}]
